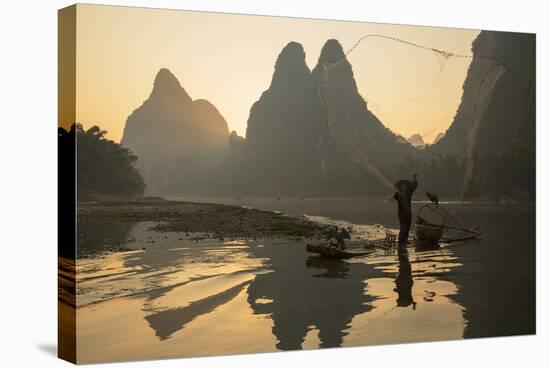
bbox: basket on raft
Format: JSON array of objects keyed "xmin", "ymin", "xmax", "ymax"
[
  {"xmin": 414, "ymin": 204, "xmax": 445, "ymax": 242},
  {"xmin": 414, "ymin": 204, "xmax": 482, "ymax": 243},
  {"xmin": 414, "ymin": 222, "xmax": 444, "ymax": 242}
]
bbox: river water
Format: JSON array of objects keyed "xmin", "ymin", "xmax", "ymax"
[{"xmin": 73, "ymin": 197, "xmax": 535, "ymax": 363}]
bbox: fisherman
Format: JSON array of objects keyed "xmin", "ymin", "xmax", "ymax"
[
  {"xmin": 393, "ymin": 174, "xmax": 418, "ymax": 246},
  {"xmin": 336, "ymin": 227, "xmax": 351, "ymax": 250},
  {"xmin": 324, "ymin": 226, "xmax": 351, "ymax": 250}
]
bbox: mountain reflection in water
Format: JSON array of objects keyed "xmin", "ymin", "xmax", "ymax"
[
  {"xmin": 71, "ymin": 198, "xmax": 534, "ymax": 363},
  {"xmin": 247, "ymin": 243, "xmax": 375, "ymax": 350}
]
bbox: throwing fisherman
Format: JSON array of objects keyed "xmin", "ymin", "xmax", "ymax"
[{"xmin": 393, "ymin": 174, "xmax": 418, "ymax": 246}]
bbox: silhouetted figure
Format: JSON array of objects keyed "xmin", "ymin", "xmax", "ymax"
[
  {"xmin": 323, "ymin": 226, "xmax": 351, "ymax": 249},
  {"xmin": 393, "ymin": 174, "xmax": 418, "ymax": 245},
  {"xmin": 426, "ymin": 192, "xmax": 439, "ymax": 207}
]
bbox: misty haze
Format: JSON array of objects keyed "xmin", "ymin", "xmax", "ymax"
[{"xmin": 58, "ymin": 5, "xmax": 535, "ymax": 364}]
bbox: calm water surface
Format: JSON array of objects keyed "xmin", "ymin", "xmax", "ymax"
[{"xmin": 73, "ymin": 197, "xmax": 535, "ymax": 363}]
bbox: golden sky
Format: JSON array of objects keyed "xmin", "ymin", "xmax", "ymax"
[{"xmin": 74, "ymin": 4, "xmax": 479, "ymax": 143}]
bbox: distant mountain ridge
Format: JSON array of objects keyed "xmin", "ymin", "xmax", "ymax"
[
  {"xmin": 120, "ymin": 32, "xmax": 534, "ymax": 200},
  {"xmin": 226, "ymin": 39, "xmax": 414, "ymax": 196},
  {"xmin": 407, "ymin": 134, "xmax": 425, "ymax": 148},
  {"xmin": 121, "ymin": 68, "xmax": 230, "ymax": 195}
]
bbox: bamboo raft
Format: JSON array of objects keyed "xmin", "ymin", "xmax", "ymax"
[
  {"xmin": 306, "ymin": 233, "xmax": 397, "ymax": 259},
  {"xmin": 307, "ymin": 203, "xmax": 481, "ymax": 259}
]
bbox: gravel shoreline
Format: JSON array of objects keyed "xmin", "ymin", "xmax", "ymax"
[{"xmin": 77, "ymin": 197, "xmax": 328, "ymax": 241}]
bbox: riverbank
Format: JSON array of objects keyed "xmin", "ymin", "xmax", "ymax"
[{"xmin": 77, "ymin": 197, "xmax": 327, "ymax": 250}]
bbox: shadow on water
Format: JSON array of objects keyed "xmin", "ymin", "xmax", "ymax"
[{"xmin": 246, "ymin": 242, "xmax": 383, "ymax": 350}]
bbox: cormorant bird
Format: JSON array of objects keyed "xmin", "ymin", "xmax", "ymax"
[{"xmin": 426, "ymin": 192, "xmax": 439, "ymax": 206}]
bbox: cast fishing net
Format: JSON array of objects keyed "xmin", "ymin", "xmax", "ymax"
[{"xmin": 318, "ymin": 34, "xmax": 507, "ymax": 197}]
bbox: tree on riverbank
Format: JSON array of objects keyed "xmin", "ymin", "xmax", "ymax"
[{"xmin": 60, "ymin": 124, "xmax": 145, "ymax": 200}]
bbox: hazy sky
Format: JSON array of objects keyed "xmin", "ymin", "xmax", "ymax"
[{"xmin": 74, "ymin": 4, "xmax": 479, "ymax": 143}]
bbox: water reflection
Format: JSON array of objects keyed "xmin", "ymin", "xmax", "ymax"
[
  {"xmin": 74, "ymin": 215, "xmax": 472, "ymax": 362},
  {"xmin": 182, "ymin": 197, "xmax": 535, "ymax": 340},
  {"xmin": 395, "ymin": 246, "xmax": 415, "ymax": 309},
  {"xmin": 145, "ymin": 280, "xmax": 251, "ymax": 340},
  {"xmin": 247, "ymin": 243, "xmax": 380, "ymax": 350},
  {"xmin": 306, "ymin": 257, "xmax": 350, "ymax": 279},
  {"xmin": 343, "ymin": 242, "xmax": 465, "ymax": 346}
]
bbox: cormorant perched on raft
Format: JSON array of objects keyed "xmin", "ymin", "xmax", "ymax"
[{"xmin": 426, "ymin": 192, "xmax": 439, "ymax": 207}]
